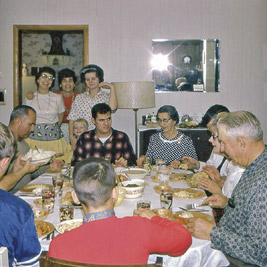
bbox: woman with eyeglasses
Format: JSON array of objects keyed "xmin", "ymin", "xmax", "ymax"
[
  {"xmin": 137, "ymin": 105, "xmax": 197, "ymax": 167},
  {"xmin": 25, "ymin": 66, "xmax": 69, "ymax": 160},
  {"xmin": 180, "ymin": 105, "xmax": 244, "ymax": 224}
]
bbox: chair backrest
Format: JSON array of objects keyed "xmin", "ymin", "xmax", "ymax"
[
  {"xmin": 39, "ymin": 255, "xmax": 163, "ymax": 267},
  {"xmin": 0, "ymin": 247, "xmax": 9, "ymax": 267}
]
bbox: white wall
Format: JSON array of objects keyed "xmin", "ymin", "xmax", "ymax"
[{"xmin": 0, "ymin": 0, "xmax": 267, "ymax": 149}]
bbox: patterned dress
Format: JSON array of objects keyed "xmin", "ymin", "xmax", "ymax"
[
  {"xmin": 67, "ymin": 89, "xmax": 110, "ymax": 131},
  {"xmin": 145, "ymin": 131, "xmax": 198, "ymax": 165},
  {"xmin": 210, "ymin": 146, "xmax": 267, "ymax": 266}
]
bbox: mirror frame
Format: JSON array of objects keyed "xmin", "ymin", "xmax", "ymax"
[{"xmin": 13, "ymin": 25, "xmax": 89, "ymax": 107}]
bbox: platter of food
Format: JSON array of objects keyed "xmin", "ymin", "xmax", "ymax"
[
  {"xmin": 186, "ymin": 171, "xmax": 209, "ymax": 188},
  {"xmin": 56, "ymin": 219, "xmax": 83, "ymax": 234},
  {"xmin": 35, "ymin": 220, "xmax": 55, "ymax": 238},
  {"xmin": 19, "ymin": 184, "xmax": 53, "ymax": 195},
  {"xmin": 173, "ymin": 188, "xmax": 206, "ymax": 199},
  {"xmin": 22, "ymin": 149, "xmax": 56, "ymax": 164}
]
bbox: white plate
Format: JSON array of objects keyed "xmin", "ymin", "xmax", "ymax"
[
  {"xmin": 55, "ymin": 219, "xmax": 83, "ymax": 234},
  {"xmin": 22, "ymin": 150, "xmax": 56, "ymax": 164}
]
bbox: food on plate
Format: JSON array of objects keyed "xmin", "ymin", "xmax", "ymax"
[
  {"xmin": 33, "ymin": 209, "xmax": 49, "ymax": 220},
  {"xmin": 57, "ymin": 220, "xmax": 83, "ymax": 234},
  {"xmin": 187, "ymin": 171, "xmax": 209, "ymax": 188},
  {"xmin": 19, "ymin": 184, "xmax": 52, "ymax": 195},
  {"xmin": 173, "ymin": 216, "xmax": 188, "ymax": 226},
  {"xmin": 169, "ymin": 173, "xmax": 187, "ymax": 181},
  {"xmin": 173, "ymin": 190, "xmax": 193, "ymax": 198},
  {"xmin": 35, "ymin": 220, "xmax": 54, "ymax": 238},
  {"xmin": 152, "ymin": 208, "xmax": 173, "ymax": 219},
  {"xmin": 179, "ymin": 163, "xmax": 188, "ymax": 170},
  {"xmin": 22, "ymin": 149, "xmax": 55, "ymax": 161},
  {"xmin": 178, "ymin": 211, "xmax": 194, "ymax": 218},
  {"xmin": 151, "ymin": 175, "xmax": 160, "ymax": 183},
  {"xmin": 59, "ymin": 191, "xmax": 73, "ymax": 205},
  {"xmin": 32, "ymin": 185, "xmax": 48, "ymax": 195}
]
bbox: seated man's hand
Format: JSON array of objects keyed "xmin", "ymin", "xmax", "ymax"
[
  {"xmin": 136, "ymin": 155, "xmax": 146, "ymax": 168},
  {"xmin": 197, "ymin": 177, "xmax": 222, "ymax": 194},
  {"xmin": 49, "ymin": 159, "xmax": 64, "ymax": 171},
  {"xmin": 202, "ymin": 193, "xmax": 228, "ymax": 208},
  {"xmin": 202, "ymin": 165, "xmax": 221, "ymax": 183},
  {"xmin": 180, "ymin": 156, "xmax": 200, "ymax": 170},
  {"xmin": 187, "ymin": 217, "xmax": 213, "ymax": 240},
  {"xmin": 170, "ymin": 160, "xmax": 181, "ymax": 169},
  {"xmin": 115, "ymin": 157, "xmax": 127, "ymax": 167},
  {"xmin": 133, "ymin": 208, "xmax": 156, "ymax": 220}
]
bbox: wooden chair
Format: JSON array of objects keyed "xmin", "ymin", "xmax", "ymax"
[{"xmin": 39, "ymin": 255, "xmax": 163, "ymax": 267}]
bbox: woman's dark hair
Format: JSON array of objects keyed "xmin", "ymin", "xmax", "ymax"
[
  {"xmin": 80, "ymin": 64, "xmax": 104, "ymax": 84},
  {"xmin": 58, "ymin": 68, "xmax": 77, "ymax": 87},
  {"xmin": 35, "ymin": 66, "xmax": 56, "ymax": 88},
  {"xmin": 157, "ymin": 105, "xmax": 179, "ymax": 124},
  {"xmin": 198, "ymin": 104, "xmax": 229, "ymax": 127}
]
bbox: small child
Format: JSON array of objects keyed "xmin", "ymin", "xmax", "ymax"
[{"xmin": 73, "ymin": 118, "xmax": 88, "ymax": 139}]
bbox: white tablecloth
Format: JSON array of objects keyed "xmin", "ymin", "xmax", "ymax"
[{"xmin": 17, "ymin": 171, "xmax": 229, "ymax": 267}]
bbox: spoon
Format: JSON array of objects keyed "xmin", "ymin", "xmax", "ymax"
[{"xmin": 35, "ymin": 145, "xmax": 40, "ymax": 153}]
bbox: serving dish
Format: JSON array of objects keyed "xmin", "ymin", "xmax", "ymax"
[
  {"xmin": 121, "ymin": 179, "xmax": 145, "ymax": 199},
  {"xmin": 173, "ymin": 211, "xmax": 214, "ymax": 224},
  {"xmin": 56, "ymin": 219, "xmax": 83, "ymax": 234},
  {"xmin": 22, "ymin": 149, "xmax": 55, "ymax": 164},
  {"xmin": 121, "ymin": 168, "xmax": 148, "ymax": 180},
  {"xmin": 34, "ymin": 220, "xmax": 55, "ymax": 238}
]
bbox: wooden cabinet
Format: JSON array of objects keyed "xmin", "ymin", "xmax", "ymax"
[{"xmin": 138, "ymin": 125, "xmax": 213, "ymax": 162}]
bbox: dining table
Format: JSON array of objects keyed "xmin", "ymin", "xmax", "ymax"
[{"xmin": 16, "ymin": 168, "xmax": 230, "ymax": 267}]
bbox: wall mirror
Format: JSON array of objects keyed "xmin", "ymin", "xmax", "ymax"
[
  {"xmin": 151, "ymin": 39, "xmax": 220, "ymax": 92},
  {"xmin": 13, "ymin": 25, "xmax": 89, "ymax": 106}
]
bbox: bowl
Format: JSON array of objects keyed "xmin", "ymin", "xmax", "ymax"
[
  {"xmin": 121, "ymin": 168, "xmax": 148, "ymax": 180},
  {"xmin": 115, "ymin": 187, "xmax": 126, "ymax": 206},
  {"xmin": 121, "ymin": 179, "xmax": 145, "ymax": 199},
  {"xmin": 152, "ymin": 208, "xmax": 173, "ymax": 219},
  {"xmin": 22, "ymin": 149, "xmax": 55, "ymax": 164}
]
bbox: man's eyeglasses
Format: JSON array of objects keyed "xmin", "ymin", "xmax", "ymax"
[
  {"xmin": 157, "ymin": 118, "xmax": 171, "ymax": 123},
  {"xmin": 40, "ymin": 74, "xmax": 55, "ymax": 81},
  {"xmin": 207, "ymin": 131, "xmax": 218, "ymax": 139}
]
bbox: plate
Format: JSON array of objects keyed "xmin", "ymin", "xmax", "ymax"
[
  {"xmin": 34, "ymin": 220, "xmax": 55, "ymax": 238},
  {"xmin": 169, "ymin": 173, "xmax": 189, "ymax": 181},
  {"xmin": 33, "ymin": 209, "xmax": 49, "ymax": 220},
  {"xmin": 22, "ymin": 150, "xmax": 55, "ymax": 164},
  {"xmin": 56, "ymin": 219, "xmax": 83, "ymax": 234},
  {"xmin": 154, "ymin": 184, "xmax": 173, "ymax": 194},
  {"xmin": 19, "ymin": 184, "xmax": 53, "ymax": 195},
  {"xmin": 173, "ymin": 188, "xmax": 206, "ymax": 199},
  {"xmin": 173, "ymin": 211, "xmax": 214, "ymax": 224}
]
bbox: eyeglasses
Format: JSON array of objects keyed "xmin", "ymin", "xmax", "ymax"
[
  {"xmin": 208, "ymin": 131, "xmax": 218, "ymax": 139},
  {"xmin": 157, "ymin": 118, "xmax": 171, "ymax": 123},
  {"xmin": 40, "ymin": 74, "xmax": 55, "ymax": 81}
]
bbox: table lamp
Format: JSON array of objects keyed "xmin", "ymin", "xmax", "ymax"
[{"xmin": 113, "ymin": 82, "xmax": 155, "ymax": 154}]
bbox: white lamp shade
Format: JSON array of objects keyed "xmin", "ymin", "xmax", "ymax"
[{"xmin": 113, "ymin": 82, "xmax": 155, "ymax": 109}]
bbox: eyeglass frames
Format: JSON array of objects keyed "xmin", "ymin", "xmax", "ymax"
[
  {"xmin": 207, "ymin": 131, "xmax": 218, "ymax": 139},
  {"xmin": 157, "ymin": 118, "xmax": 171, "ymax": 123},
  {"xmin": 40, "ymin": 74, "xmax": 55, "ymax": 81}
]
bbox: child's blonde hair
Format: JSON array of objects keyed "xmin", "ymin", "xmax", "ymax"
[{"xmin": 73, "ymin": 118, "xmax": 89, "ymax": 130}]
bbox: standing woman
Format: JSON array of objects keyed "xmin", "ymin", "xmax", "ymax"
[
  {"xmin": 25, "ymin": 67, "xmax": 67, "ymax": 156},
  {"xmin": 57, "ymin": 68, "xmax": 79, "ymax": 144},
  {"xmin": 67, "ymin": 64, "xmax": 117, "ymax": 149},
  {"xmin": 137, "ymin": 105, "xmax": 197, "ymax": 166}
]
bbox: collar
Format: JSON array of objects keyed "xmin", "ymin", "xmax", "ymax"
[
  {"xmin": 159, "ymin": 131, "xmax": 184, "ymax": 144},
  {"xmin": 83, "ymin": 209, "xmax": 115, "ymax": 223}
]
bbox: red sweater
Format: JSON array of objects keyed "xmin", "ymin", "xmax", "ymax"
[{"xmin": 48, "ymin": 215, "xmax": 192, "ymax": 265}]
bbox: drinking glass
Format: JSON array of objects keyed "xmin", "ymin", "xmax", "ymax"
[
  {"xmin": 160, "ymin": 189, "xmax": 173, "ymax": 210},
  {"xmin": 156, "ymin": 159, "xmax": 166, "ymax": 173},
  {"xmin": 137, "ymin": 200, "xmax": 151, "ymax": 210},
  {"xmin": 52, "ymin": 175, "xmax": 64, "ymax": 196},
  {"xmin": 158, "ymin": 166, "xmax": 171, "ymax": 184},
  {"xmin": 42, "ymin": 188, "xmax": 55, "ymax": 212}
]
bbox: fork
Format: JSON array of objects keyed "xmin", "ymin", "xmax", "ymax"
[{"xmin": 185, "ymin": 203, "xmax": 209, "ymax": 210}]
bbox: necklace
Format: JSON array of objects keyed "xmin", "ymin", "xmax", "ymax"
[
  {"xmin": 36, "ymin": 92, "xmax": 50, "ymax": 111},
  {"xmin": 159, "ymin": 131, "xmax": 183, "ymax": 144}
]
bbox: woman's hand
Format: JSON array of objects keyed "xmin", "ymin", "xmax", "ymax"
[
  {"xmin": 197, "ymin": 177, "xmax": 222, "ymax": 194},
  {"xmin": 170, "ymin": 160, "xmax": 181, "ymax": 169},
  {"xmin": 99, "ymin": 82, "xmax": 115, "ymax": 90},
  {"xmin": 180, "ymin": 156, "xmax": 200, "ymax": 170},
  {"xmin": 136, "ymin": 155, "xmax": 146, "ymax": 168},
  {"xmin": 202, "ymin": 165, "xmax": 221, "ymax": 183}
]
